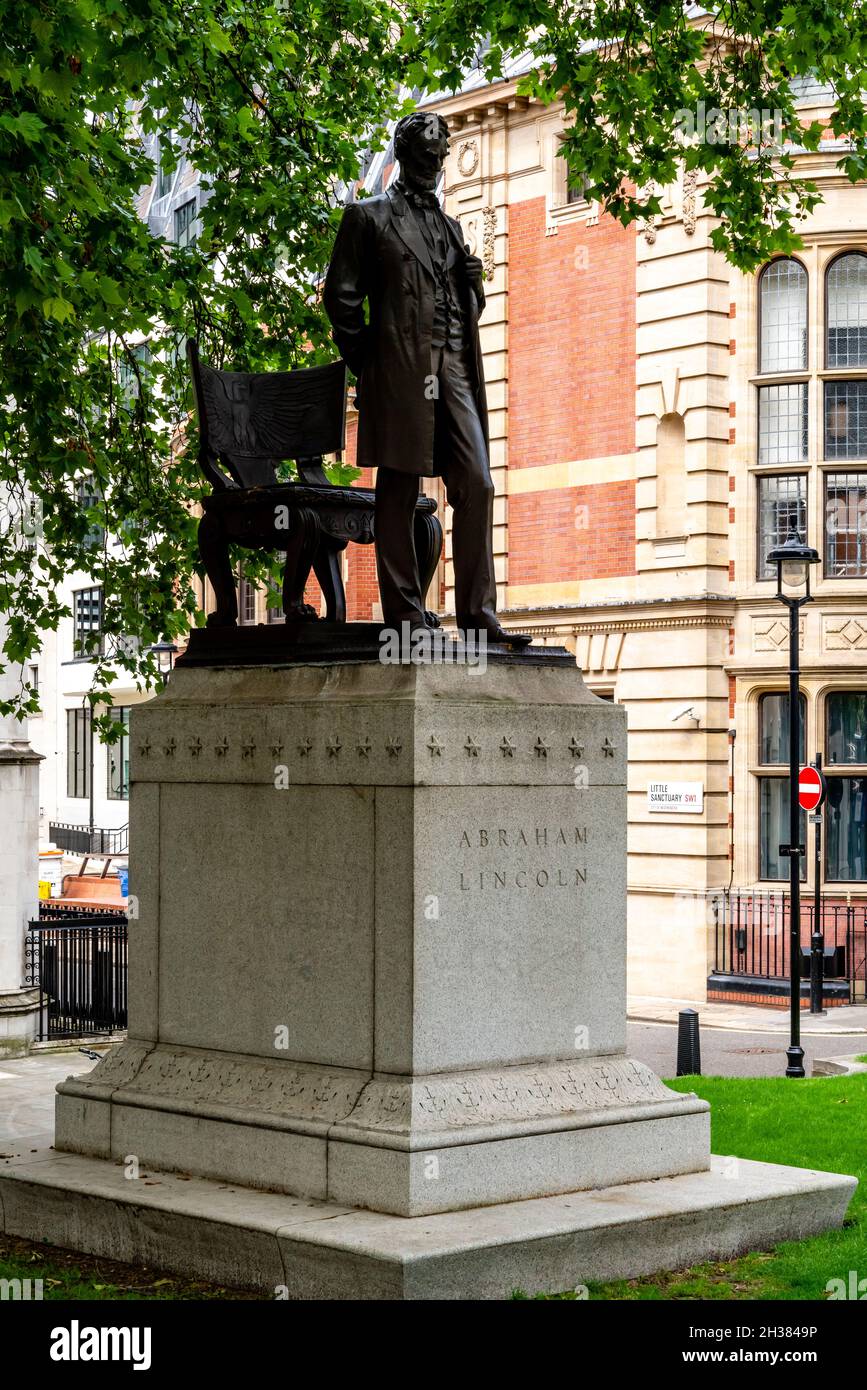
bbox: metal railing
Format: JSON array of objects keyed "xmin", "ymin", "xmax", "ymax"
[
  {"xmin": 26, "ymin": 915, "xmax": 128, "ymax": 1040},
  {"xmin": 711, "ymin": 889, "xmax": 867, "ymax": 1003},
  {"xmin": 49, "ymin": 821, "xmax": 129, "ymax": 855}
]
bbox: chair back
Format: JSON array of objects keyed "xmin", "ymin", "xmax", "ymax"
[{"xmin": 187, "ymin": 340, "xmax": 347, "ymax": 488}]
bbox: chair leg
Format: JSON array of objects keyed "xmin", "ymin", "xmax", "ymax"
[
  {"xmin": 312, "ymin": 541, "xmax": 347, "ymax": 623},
  {"xmin": 283, "ymin": 507, "xmax": 321, "ymax": 620},
  {"xmin": 199, "ymin": 511, "xmax": 238, "ymax": 627},
  {"xmin": 414, "ymin": 510, "xmax": 443, "ymax": 622}
]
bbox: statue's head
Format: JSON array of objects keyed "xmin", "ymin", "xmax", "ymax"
[{"xmin": 394, "ymin": 111, "xmax": 450, "ymax": 187}]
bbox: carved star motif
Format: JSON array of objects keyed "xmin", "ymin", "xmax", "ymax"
[
  {"xmin": 385, "ymin": 736, "xmax": 402, "ymax": 757},
  {"xmin": 138, "ymin": 738, "xmax": 151, "ymax": 757},
  {"xmin": 187, "ymin": 736, "xmax": 203, "ymax": 757},
  {"xmin": 427, "ymin": 735, "xmax": 443, "ymax": 757},
  {"xmin": 164, "ymin": 736, "xmax": 177, "ymax": 757},
  {"xmin": 297, "ymin": 737, "xmax": 313, "ymax": 757},
  {"xmin": 356, "ymin": 736, "xmax": 372, "ymax": 757},
  {"xmin": 214, "ymin": 736, "xmax": 229, "ymax": 757},
  {"xmin": 569, "ymin": 737, "xmax": 584, "ymax": 759},
  {"xmin": 602, "ymin": 736, "xmax": 617, "ymax": 757},
  {"xmin": 500, "ymin": 736, "xmax": 515, "ymax": 757},
  {"xmin": 464, "ymin": 735, "xmax": 481, "ymax": 757},
  {"xmin": 534, "ymin": 736, "xmax": 549, "ymax": 758},
  {"xmin": 242, "ymin": 739, "xmax": 256, "ymax": 759},
  {"xmin": 270, "ymin": 740, "xmax": 284, "ymax": 759},
  {"xmin": 326, "ymin": 736, "xmax": 342, "ymax": 757}
]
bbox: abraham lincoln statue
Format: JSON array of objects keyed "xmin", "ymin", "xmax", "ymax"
[{"xmin": 323, "ymin": 110, "xmax": 530, "ymax": 647}]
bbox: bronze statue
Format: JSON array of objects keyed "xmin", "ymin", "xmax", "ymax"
[{"xmin": 324, "ymin": 111, "xmax": 531, "ymax": 648}]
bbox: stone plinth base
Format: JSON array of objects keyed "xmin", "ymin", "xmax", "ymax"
[
  {"xmin": 0, "ymin": 1150, "xmax": 854, "ymax": 1300},
  {"xmin": 0, "ymin": 987, "xmax": 41, "ymax": 1058},
  {"xmin": 56, "ymin": 1042, "xmax": 709, "ymax": 1217}
]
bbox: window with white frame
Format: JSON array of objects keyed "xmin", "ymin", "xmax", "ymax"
[
  {"xmin": 73, "ymin": 586, "xmax": 103, "ymax": 658},
  {"xmin": 175, "ymin": 198, "xmax": 198, "ymax": 249}
]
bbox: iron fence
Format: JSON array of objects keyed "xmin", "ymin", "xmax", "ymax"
[
  {"xmin": 711, "ymin": 890, "xmax": 867, "ymax": 1003},
  {"xmin": 26, "ymin": 914, "xmax": 128, "ymax": 1040},
  {"xmin": 49, "ymin": 821, "xmax": 129, "ymax": 855}
]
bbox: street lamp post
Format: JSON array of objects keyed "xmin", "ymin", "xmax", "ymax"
[
  {"xmin": 766, "ymin": 534, "xmax": 820, "ymax": 1079},
  {"xmin": 148, "ymin": 640, "xmax": 178, "ymax": 687}
]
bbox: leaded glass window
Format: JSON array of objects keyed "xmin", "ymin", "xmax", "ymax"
[
  {"xmin": 825, "ymin": 380, "xmax": 867, "ymax": 459},
  {"xmin": 757, "ymin": 474, "xmax": 807, "ymax": 578},
  {"xmin": 760, "ymin": 259, "xmax": 807, "ymax": 372},
  {"xmin": 758, "ymin": 384, "xmax": 808, "ymax": 464},
  {"xmin": 827, "ymin": 692, "xmax": 867, "ymax": 765},
  {"xmin": 826, "ymin": 253, "xmax": 867, "ymax": 367},
  {"xmin": 825, "ymin": 472, "xmax": 867, "ymax": 576}
]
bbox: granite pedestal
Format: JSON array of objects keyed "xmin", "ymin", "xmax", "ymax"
[{"xmin": 54, "ymin": 658, "xmax": 710, "ymax": 1217}]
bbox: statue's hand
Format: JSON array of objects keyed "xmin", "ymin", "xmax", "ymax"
[{"xmin": 463, "ymin": 252, "xmax": 485, "ymax": 297}]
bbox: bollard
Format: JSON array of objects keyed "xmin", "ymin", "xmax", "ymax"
[{"xmin": 676, "ymin": 1008, "xmax": 701, "ymax": 1076}]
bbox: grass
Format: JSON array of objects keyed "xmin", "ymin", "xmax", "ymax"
[
  {"xmin": 554, "ymin": 1073, "xmax": 867, "ymax": 1300},
  {"xmin": 2, "ymin": 1075, "xmax": 864, "ymax": 1300}
]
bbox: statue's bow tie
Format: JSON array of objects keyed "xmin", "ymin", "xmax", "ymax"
[{"xmin": 403, "ymin": 188, "xmax": 440, "ymax": 211}]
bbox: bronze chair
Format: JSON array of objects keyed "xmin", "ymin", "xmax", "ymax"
[{"xmin": 187, "ymin": 340, "xmax": 443, "ymax": 627}]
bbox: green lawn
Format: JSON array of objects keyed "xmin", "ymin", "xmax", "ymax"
[
  {"xmin": 2, "ymin": 1074, "xmax": 864, "ymax": 1300},
  {"xmin": 576, "ymin": 1073, "xmax": 867, "ymax": 1300}
]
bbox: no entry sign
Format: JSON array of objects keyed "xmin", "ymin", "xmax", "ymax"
[{"xmin": 798, "ymin": 765, "xmax": 827, "ymax": 812}]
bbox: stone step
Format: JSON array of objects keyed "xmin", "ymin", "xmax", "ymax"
[{"xmin": 0, "ymin": 1150, "xmax": 854, "ymax": 1301}]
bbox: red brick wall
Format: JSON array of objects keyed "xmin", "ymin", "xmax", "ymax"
[
  {"xmin": 509, "ymin": 480, "xmax": 635, "ymax": 584},
  {"xmin": 341, "ymin": 415, "xmax": 381, "ymax": 620},
  {"xmin": 508, "ymin": 198, "xmax": 636, "ymax": 470}
]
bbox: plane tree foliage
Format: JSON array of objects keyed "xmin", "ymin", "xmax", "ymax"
[{"xmin": 2, "ymin": 0, "xmax": 866, "ymax": 716}]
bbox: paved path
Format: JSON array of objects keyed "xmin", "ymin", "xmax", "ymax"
[
  {"xmin": 628, "ymin": 994, "xmax": 867, "ymax": 1035},
  {"xmin": 0, "ymin": 1050, "xmax": 99, "ymax": 1158}
]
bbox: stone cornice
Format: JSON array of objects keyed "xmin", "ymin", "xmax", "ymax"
[{"xmin": 501, "ymin": 596, "xmax": 735, "ymax": 634}]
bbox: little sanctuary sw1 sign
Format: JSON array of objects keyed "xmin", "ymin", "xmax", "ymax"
[{"xmin": 647, "ymin": 781, "xmax": 704, "ymax": 814}]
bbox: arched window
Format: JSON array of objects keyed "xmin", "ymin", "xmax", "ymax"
[
  {"xmin": 826, "ymin": 252, "xmax": 867, "ymax": 367},
  {"xmin": 757, "ymin": 692, "xmax": 807, "ymax": 881},
  {"xmin": 825, "ymin": 691, "xmax": 867, "ymax": 880},
  {"xmin": 757, "ymin": 260, "xmax": 808, "ymax": 471},
  {"xmin": 827, "ymin": 691, "xmax": 867, "ymax": 765},
  {"xmin": 759, "ymin": 258, "xmax": 807, "ymax": 372},
  {"xmin": 758, "ymin": 691, "xmax": 806, "ymax": 765}
]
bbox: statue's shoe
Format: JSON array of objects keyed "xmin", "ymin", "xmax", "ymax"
[{"xmin": 459, "ymin": 619, "xmax": 533, "ymax": 649}]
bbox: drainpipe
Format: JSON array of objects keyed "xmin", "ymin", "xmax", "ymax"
[{"xmin": 727, "ymin": 727, "xmax": 737, "ymax": 891}]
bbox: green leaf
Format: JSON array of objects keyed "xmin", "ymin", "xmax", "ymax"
[
  {"xmin": 41, "ymin": 296, "xmax": 75, "ymax": 323},
  {"xmin": 206, "ymin": 19, "xmax": 233, "ymax": 55},
  {"xmin": 97, "ymin": 275, "xmax": 123, "ymax": 306},
  {"xmin": 0, "ymin": 110, "xmax": 46, "ymax": 144}
]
